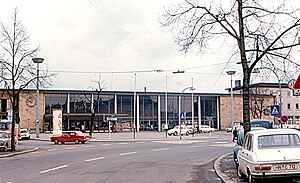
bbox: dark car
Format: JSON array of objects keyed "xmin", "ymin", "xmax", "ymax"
[{"xmin": 50, "ymin": 131, "xmax": 90, "ymax": 144}]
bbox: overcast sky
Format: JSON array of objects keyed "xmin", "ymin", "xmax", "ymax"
[{"xmin": 0, "ymin": 0, "xmax": 252, "ymax": 93}]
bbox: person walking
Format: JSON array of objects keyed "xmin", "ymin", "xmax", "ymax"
[{"xmin": 232, "ymin": 127, "xmax": 238, "ymax": 142}]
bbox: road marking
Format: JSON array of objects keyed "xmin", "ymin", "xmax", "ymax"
[
  {"xmin": 188, "ymin": 145, "xmax": 205, "ymax": 148},
  {"xmin": 152, "ymin": 148, "xmax": 170, "ymax": 151},
  {"xmin": 210, "ymin": 144, "xmax": 233, "ymax": 147},
  {"xmin": 66, "ymin": 147, "xmax": 77, "ymax": 150},
  {"xmin": 48, "ymin": 149, "xmax": 59, "ymax": 152},
  {"xmin": 40, "ymin": 165, "xmax": 68, "ymax": 174},
  {"xmin": 85, "ymin": 157, "xmax": 105, "ymax": 162},
  {"xmin": 83, "ymin": 145, "xmax": 94, "ymax": 148},
  {"xmin": 120, "ymin": 152, "xmax": 137, "ymax": 156},
  {"xmin": 101, "ymin": 144, "xmax": 112, "ymax": 146},
  {"xmin": 118, "ymin": 142, "xmax": 129, "ymax": 145}
]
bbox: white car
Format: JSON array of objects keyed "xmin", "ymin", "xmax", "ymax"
[
  {"xmin": 0, "ymin": 131, "xmax": 11, "ymax": 151},
  {"xmin": 237, "ymin": 129, "xmax": 300, "ymax": 182},
  {"xmin": 167, "ymin": 126, "xmax": 194, "ymax": 136},
  {"xmin": 20, "ymin": 129, "xmax": 30, "ymax": 140},
  {"xmin": 199, "ymin": 125, "xmax": 216, "ymax": 133}
]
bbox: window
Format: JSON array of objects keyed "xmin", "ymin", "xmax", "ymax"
[
  {"xmin": 287, "ymin": 103, "xmax": 291, "ymax": 110},
  {"xmin": 258, "ymin": 134, "xmax": 300, "ymax": 149}
]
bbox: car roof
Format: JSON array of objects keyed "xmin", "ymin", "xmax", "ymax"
[{"xmin": 247, "ymin": 129, "xmax": 300, "ymax": 136}]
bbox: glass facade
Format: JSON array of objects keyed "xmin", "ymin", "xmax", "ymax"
[
  {"xmin": 117, "ymin": 95, "xmax": 134, "ymax": 131},
  {"xmin": 45, "ymin": 94, "xmax": 68, "ymax": 114},
  {"xmin": 94, "ymin": 94, "xmax": 115, "ymax": 114},
  {"xmin": 70, "ymin": 94, "xmax": 92, "ymax": 113},
  {"xmin": 43, "ymin": 91, "xmax": 220, "ymax": 132},
  {"xmin": 139, "ymin": 95, "xmax": 158, "ymax": 131},
  {"xmin": 201, "ymin": 96, "xmax": 218, "ymax": 128},
  {"xmin": 160, "ymin": 95, "xmax": 179, "ymax": 129}
]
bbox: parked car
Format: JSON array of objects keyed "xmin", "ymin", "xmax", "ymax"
[
  {"xmin": 167, "ymin": 126, "xmax": 194, "ymax": 136},
  {"xmin": 199, "ymin": 125, "xmax": 216, "ymax": 133},
  {"xmin": 237, "ymin": 129, "xmax": 300, "ymax": 182},
  {"xmin": 233, "ymin": 127, "xmax": 266, "ymax": 167},
  {"xmin": 19, "ymin": 129, "xmax": 30, "ymax": 140},
  {"xmin": 0, "ymin": 131, "xmax": 11, "ymax": 151},
  {"xmin": 226, "ymin": 124, "xmax": 243, "ymax": 133},
  {"xmin": 50, "ymin": 131, "xmax": 90, "ymax": 144}
]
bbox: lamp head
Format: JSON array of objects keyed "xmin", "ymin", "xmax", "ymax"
[
  {"xmin": 32, "ymin": 58, "xmax": 44, "ymax": 64},
  {"xmin": 226, "ymin": 71, "xmax": 236, "ymax": 75}
]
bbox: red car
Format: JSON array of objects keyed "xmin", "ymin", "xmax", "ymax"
[{"xmin": 50, "ymin": 131, "xmax": 90, "ymax": 144}]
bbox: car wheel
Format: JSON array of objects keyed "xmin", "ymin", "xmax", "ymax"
[
  {"xmin": 186, "ymin": 131, "xmax": 189, "ymax": 136},
  {"xmin": 82, "ymin": 141, "xmax": 86, "ymax": 144},
  {"xmin": 54, "ymin": 139, "xmax": 59, "ymax": 144},
  {"xmin": 61, "ymin": 142, "xmax": 65, "ymax": 144},
  {"xmin": 174, "ymin": 131, "xmax": 178, "ymax": 136},
  {"xmin": 237, "ymin": 166, "xmax": 246, "ymax": 179},
  {"xmin": 74, "ymin": 139, "xmax": 79, "ymax": 144}
]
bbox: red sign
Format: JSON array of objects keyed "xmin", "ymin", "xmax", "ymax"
[
  {"xmin": 280, "ymin": 115, "xmax": 288, "ymax": 123},
  {"xmin": 294, "ymin": 74, "xmax": 300, "ymax": 89}
]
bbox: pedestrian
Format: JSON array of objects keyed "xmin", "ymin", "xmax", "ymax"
[{"xmin": 232, "ymin": 127, "xmax": 238, "ymax": 142}]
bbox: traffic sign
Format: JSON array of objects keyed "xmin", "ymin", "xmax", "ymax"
[
  {"xmin": 270, "ymin": 105, "xmax": 281, "ymax": 116},
  {"xmin": 280, "ymin": 115, "xmax": 288, "ymax": 123},
  {"xmin": 180, "ymin": 112, "xmax": 186, "ymax": 120},
  {"xmin": 294, "ymin": 74, "xmax": 300, "ymax": 89},
  {"xmin": 288, "ymin": 79, "xmax": 296, "ymax": 89}
]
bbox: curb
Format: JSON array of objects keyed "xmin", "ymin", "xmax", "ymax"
[
  {"xmin": 214, "ymin": 152, "xmax": 235, "ymax": 183},
  {"xmin": 0, "ymin": 147, "xmax": 39, "ymax": 158}
]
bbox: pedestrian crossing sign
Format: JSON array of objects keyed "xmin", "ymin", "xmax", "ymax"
[{"xmin": 270, "ymin": 105, "xmax": 281, "ymax": 116}]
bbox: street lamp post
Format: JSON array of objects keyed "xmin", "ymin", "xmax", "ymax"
[
  {"xmin": 227, "ymin": 71, "xmax": 236, "ymax": 128},
  {"xmin": 32, "ymin": 57, "xmax": 44, "ymax": 138},
  {"xmin": 180, "ymin": 86, "xmax": 195, "ymax": 139},
  {"xmin": 165, "ymin": 75, "xmax": 168, "ymax": 138}
]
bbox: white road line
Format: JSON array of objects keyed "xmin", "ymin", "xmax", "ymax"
[
  {"xmin": 152, "ymin": 148, "xmax": 170, "ymax": 151},
  {"xmin": 66, "ymin": 147, "xmax": 77, "ymax": 150},
  {"xmin": 188, "ymin": 145, "xmax": 205, "ymax": 148},
  {"xmin": 40, "ymin": 165, "xmax": 68, "ymax": 174},
  {"xmin": 85, "ymin": 157, "xmax": 105, "ymax": 162},
  {"xmin": 101, "ymin": 144, "xmax": 112, "ymax": 146},
  {"xmin": 48, "ymin": 149, "xmax": 59, "ymax": 152},
  {"xmin": 120, "ymin": 152, "xmax": 137, "ymax": 156},
  {"xmin": 118, "ymin": 143, "xmax": 129, "ymax": 145},
  {"xmin": 83, "ymin": 145, "xmax": 94, "ymax": 148}
]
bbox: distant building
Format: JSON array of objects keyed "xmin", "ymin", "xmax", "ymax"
[
  {"xmin": 0, "ymin": 88, "xmax": 275, "ymax": 132},
  {"xmin": 230, "ymin": 82, "xmax": 300, "ymax": 128}
]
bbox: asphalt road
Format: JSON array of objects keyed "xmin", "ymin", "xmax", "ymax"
[{"xmin": 0, "ymin": 133, "xmax": 233, "ymax": 183}]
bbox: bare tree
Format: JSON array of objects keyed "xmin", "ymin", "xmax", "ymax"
[
  {"xmin": 161, "ymin": 0, "xmax": 300, "ymax": 135},
  {"xmin": 0, "ymin": 8, "xmax": 53, "ymax": 150},
  {"xmin": 85, "ymin": 76, "xmax": 107, "ymax": 137}
]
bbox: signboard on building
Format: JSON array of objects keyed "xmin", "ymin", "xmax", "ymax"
[{"xmin": 52, "ymin": 109, "xmax": 62, "ymax": 137}]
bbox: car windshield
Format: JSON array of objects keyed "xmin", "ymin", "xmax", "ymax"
[
  {"xmin": 258, "ymin": 134, "xmax": 300, "ymax": 149},
  {"xmin": 76, "ymin": 131, "xmax": 84, "ymax": 135}
]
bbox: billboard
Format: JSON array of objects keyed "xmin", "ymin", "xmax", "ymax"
[{"xmin": 52, "ymin": 109, "xmax": 62, "ymax": 136}]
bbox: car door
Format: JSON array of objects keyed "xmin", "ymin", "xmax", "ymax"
[{"xmin": 239, "ymin": 134, "xmax": 254, "ymax": 174}]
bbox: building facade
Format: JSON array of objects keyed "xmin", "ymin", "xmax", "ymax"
[
  {"xmin": 0, "ymin": 88, "xmax": 275, "ymax": 132},
  {"xmin": 232, "ymin": 82, "xmax": 300, "ymax": 127}
]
